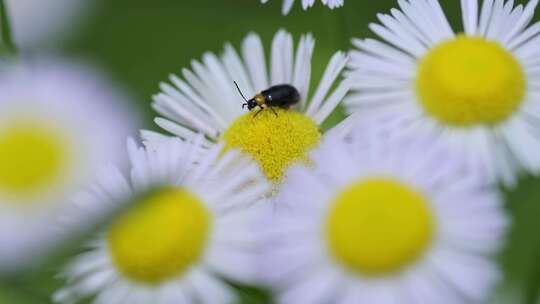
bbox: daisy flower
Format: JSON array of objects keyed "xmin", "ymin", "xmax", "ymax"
[
  {"xmin": 151, "ymin": 29, "xmax": 349, "ymax": 184},
  {"xmin": 345, "ymin": 0, "xmax": 540, "ymax": 186},
  {"xmin": 54, "ymin": 137, "xmax": 270, "ymax": 304},
  {"xmin": 6, "ymin": 0, "xmax": 92, "ymax": 50},
  {"xmin": 260, "ymin": 0, "xmax": 344, "ymax": 15},
  {"xmin": 260, "ymin": 130, "xmax": 508, "ymax": 304},
  {"xmin": 0, "ymin": 60, "xmax": 136, "ymax": 272}
]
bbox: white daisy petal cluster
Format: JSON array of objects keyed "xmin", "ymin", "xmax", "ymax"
[
  {"xmin": 0, "ymin": 60, "xmax": 136, "ymax": 272},
  {"xmin": 153, "ymin": 29, "xmax": 348, "ymax": 139},
  {"xmin": 152, "ymin": 29, "xmax": 349, "ymax": 183},
  {"xmin": 260, "ymin": 0, "xmax": 344, "ymax": 15},
  {"xmin": 55, "ymin": 137, "xmax": 270, "ymax": 304},
  {"xmin": 261, "ymin": 132, "xmax": 508, "ymax": 304},
  {"xmin": 345, "ymin": 0, "xmax": 540, "ymax": 186}
]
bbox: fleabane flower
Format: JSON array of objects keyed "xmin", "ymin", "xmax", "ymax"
[
  {"xmin": 151, "ymin": 30, "xmax": 349, "ymax": 184},
  {"xmin": 345, "ymin": 0, "xmax": 540, "ymax": 186},
  {"xmin": 54, "ymin": 137, "xmax": 270, "ymax": 304},
  {"xmin": 6, "ymin": 0, "xmax": 92, "ymax": 50},
  {"xmin": 0, "ymin": 61, "xmax": 135, "ymax": 272},
  {"xmin": 260, "ymin": 131, "xmax": 507, "ymax": 304},
  {"xmin": 260, "ymin": 0, "xmax": 344, "ymax": 15}
]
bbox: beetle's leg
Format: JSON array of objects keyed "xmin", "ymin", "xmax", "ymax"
[
  {"xmin": 253, "ymin": 108, "xmax": 264, "ymax": 118},
  {"xmin": 269, "ymin": 107, "xmax": 278, "ymax": 116}
]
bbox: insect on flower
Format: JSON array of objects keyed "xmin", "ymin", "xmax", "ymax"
[{"xmin": 234, "ymin": 81, "xmax": 300, "ymax": 117}]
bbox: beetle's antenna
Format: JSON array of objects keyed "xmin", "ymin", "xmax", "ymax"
[{"xmin": 233, "ymin": 81, "xmax": 248, "ymax": 102}]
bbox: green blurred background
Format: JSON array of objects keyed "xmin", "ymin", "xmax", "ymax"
[{"xmin": 3, "ymin": 0, "xmax": 540, "ymax": 303}]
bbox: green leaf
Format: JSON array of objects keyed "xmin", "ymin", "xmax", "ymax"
[
  {"xmin": 0, "ymin": 0, "xmax": 16, "ymax": 56},
  {"xmin": 499, "ymin": 176, "xmax": 540, "ymax": 304},
  {"xmin": 0, "ymin": 281, "xmax": 50, "ymax": 304},
  {"xmin": 232, "ymin": 283, "xmax": 273, "ymax": 304}
]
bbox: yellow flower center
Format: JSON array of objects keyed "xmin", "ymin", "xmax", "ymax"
[
  {"xmin": 108, "ymin": 188, "xmax": 211, "ymax": 284},
  {"xmin": 325, "ymin": 178, "xmax": 435, "ymax": 275},
  {"xmin": 416, "ymin": 35, "xmax": 526, "ymax": 126},
  {"xmin": 222, "ymin": 109, "xmax": 321, "ymax": 182},
  {"xmin": 0, "ymin": 120, "xmax": 69, "ymax": 200}
]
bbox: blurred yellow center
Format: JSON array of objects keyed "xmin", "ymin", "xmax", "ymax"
[
  {"xmin": 325, "ymin": 178, "xmax": 434, "ymax": 275},
  {"xmin": 108, "ymin": 188, "xmax": 211, "ymax": 284},
  {"xmin": 416, "ymin": 35, "xmax": 526, "ymax": 126},
  {"xmin": 0, "ymin": 121, "xmax": 69, "ymax": 200},
  {"xmin": 222, "ymin": 109, "xmax": 321, "ymax": 182}
]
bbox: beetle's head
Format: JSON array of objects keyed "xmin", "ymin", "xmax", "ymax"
[{"xmin": 242, "ymin": 99, "xmax": 258, "ymax": 111}]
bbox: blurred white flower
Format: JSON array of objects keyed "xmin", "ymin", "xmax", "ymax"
[
  {"xmin": 151, "ymin": 29, "xmax": 349, "ymax": 183},
  {"xmin": 345, "ymin": 0, "xmax": 540, "ymax": 187},
  {"xmin": 54, "ymin": 137, "xmax": 270, "ymax": 304},
  {"xmin": 260, "ymin": 130, "xmax": 508, "ymax": 304},
  {"xmin": 0, "ymin": 60, "xmax": 137, "ymax": 273},
  {"xmin": 260, "ymin": 0, "xmax": 344, "ymax": 15},
  {"xmin": 5, "ymin": 0, "xmax": 91, "ymax": 50}
]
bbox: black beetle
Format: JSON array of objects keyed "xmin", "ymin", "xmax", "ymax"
[{"xmin": 234, "ymin": 81, "xmax": 300, "ymax": 117}]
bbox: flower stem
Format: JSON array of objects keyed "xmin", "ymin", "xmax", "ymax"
[{"xmin": 0, "ymin": 0, "xmax": 16, "ymax": 55}]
